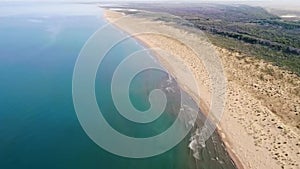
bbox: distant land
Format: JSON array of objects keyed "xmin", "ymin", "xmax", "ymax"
[{"xmin": 101, "ymin": 2, "xmax": 300, "ymax": 75}]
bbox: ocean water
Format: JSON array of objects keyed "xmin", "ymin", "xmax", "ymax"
[{"xmin": 0, "ymin": 3, "xmax": 237, "ymax": 169}]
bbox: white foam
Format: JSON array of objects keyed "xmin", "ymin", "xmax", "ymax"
[{"xmin": 281, "ymin": 15, "xmax": 297, "ymax": 18}]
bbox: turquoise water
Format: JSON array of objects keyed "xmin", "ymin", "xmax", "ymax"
[{"xmin": 0, "ymin": 3, "xmax": 237, "ymax": 169}]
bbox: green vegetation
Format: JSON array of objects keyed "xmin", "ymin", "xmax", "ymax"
[
  {"xmin": 109, "ymin": 3, "xmax": 300, "ymax": 75},
  {"xmin": 207, "ymin": 33, "xmax": 300, "ymax": 75}
]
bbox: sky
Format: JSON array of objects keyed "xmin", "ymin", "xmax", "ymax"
[
  {"xmin": 0, "ymin": 0, "xmax": 299, "ymax": 10},
  {"xmin": 0, "ymin": 0, "xmax": 294, "ymax": 2}
]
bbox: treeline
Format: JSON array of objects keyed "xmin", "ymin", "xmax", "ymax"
[
  {"xmin": 194, "ymin": 24, "xmax": 300, "ymax": 55},
  {"xmin": 253, "ymin": 20, "xmax": 300, "ymax": 29}
]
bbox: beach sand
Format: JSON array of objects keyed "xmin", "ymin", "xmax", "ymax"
[{"xmin": 104, "ymin": 10, "xmax": 300, "ymax": 169}]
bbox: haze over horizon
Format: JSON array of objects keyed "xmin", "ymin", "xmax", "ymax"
[
  {"xmin": 0, "ymin": 0, "xmax": 298, "ymax": 2},
  {"xmin": 1, "ymin": 0, "xmax": 299, "ymax": 10}
]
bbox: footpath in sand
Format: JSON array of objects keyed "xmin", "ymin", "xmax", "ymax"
[{"xmin": 104, "ymin": 9, "xmax": 300, "ymax": 169}]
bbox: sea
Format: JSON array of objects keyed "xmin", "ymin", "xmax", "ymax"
[{"xmin": 0, "ymin": 3, "xmax": 237, "ymax": 169}]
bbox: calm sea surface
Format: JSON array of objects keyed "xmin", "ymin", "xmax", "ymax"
[{"xmin": 0, "ymin": 3, "xmax": 237, "ymax": 169}]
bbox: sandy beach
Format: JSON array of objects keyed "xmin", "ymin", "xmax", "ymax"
[{"xmin": 104, "ymin": 9, "xmax": 300, "ymax": 169}]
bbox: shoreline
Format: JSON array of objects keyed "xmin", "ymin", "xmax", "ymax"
[
  {"xmin": 103, "ymin": 9, "xmax": 244, "ymax": 169},
  {"xmin": 103, "ymin": 8, "xmax": 300, "ymax": 169}
]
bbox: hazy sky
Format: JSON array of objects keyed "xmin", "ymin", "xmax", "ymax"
[
  {"xmin": 0, "ymin": 0, "xmax": 294, "ymax": 3},
  {"xmin": 0, "ymin": 0, "xmax": 299, "ymax": 8},
  {"xmin": 1, "ymin": 0, "xmax": 299, "ymax": 16}
]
